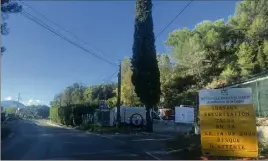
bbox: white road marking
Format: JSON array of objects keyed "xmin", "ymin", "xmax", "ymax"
[
  {"xmin": 85, "ymin": 131, "xmax": 127, "ymax": 145},
  {"xmin": 166, "ymin": 148, "xmax": 183, "ymax": 154},
  {"xmin": 132, "ymin": 138, "xmax": 173, "ymax": 142},
  {"xmin": 145, "ymin": 151, "xmax": 161, "ymax": 160},
  {"xmin": 40, "ymin": 133, "xmax": 53, "ymax": 137},
  {"xmin": 63, "ymin": 141, "xmax": 93, "ymax": 144},
  {"xmin": 45, "ymin": 121, "xmax": 63, "ymax": 128},
  {"xmin": 146, "ymin": 150, "xmax": 167, "ymax": 154},
  {"xmin": 41, "ymin": 120, "xmax": 128, "ymax": 145},
  {"xmin": 39, "ymin": 120, "xmax": 129, "ymax": 146},
  {"xmin": 141, "ymin": 132, "xmax": 174, "ymax": 138}
]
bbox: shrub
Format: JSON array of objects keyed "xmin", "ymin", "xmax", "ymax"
[
  {"xmin": 256, "ymin": 118, "xmax": 268, "ymax": 126},
  {"xmin": 49, "ymin": 104, "xmax": 95, "ymax": 127},
  {"xmin": 259, "ymin": 137, "xmax": 268, "ymax": 154}
]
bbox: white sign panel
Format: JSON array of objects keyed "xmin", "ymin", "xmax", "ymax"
[
  {"xmin": 199, "ymin": 88, "xmax": 252, "ymax": 105},
  {"xmin": 175, "ymin": 107, "xmax": 194, "ymax": 124}
]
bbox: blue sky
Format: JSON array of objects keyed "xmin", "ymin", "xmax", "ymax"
[{"xmin": 2, "ymin": 0, "xmax": 237, "ymax": 106}]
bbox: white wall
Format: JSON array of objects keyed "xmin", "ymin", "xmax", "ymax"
[{"xmin": 175, "ymin": 107, "xmax": 194, "ymax": 124}]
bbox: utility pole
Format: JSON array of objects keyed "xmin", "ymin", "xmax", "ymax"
[
  {"xmin": 16, "ymin": 93, "xmax": 21, "ymax": 115},
  {"xmin": 104, "ymin": 83, "xmax": 107, "ymax": 101},
  {"xmin": 17, "ymin": 93, "xmax": 21, "ymax": 101},
  {"xmin": 116, "ymin": 62, "xmax": 121, "ymax": 128},
  {"xmin": 60, "ymin": 94, "xmax": 62, "ymax": 107},
  {"xmin": 17, "ymin": 93, "xmax": 21, "ymax": 108}
]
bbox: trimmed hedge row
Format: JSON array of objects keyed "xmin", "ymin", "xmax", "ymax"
[{"xmin": 49, "ymin": 104, "xmax": 96, "ymax": 126}]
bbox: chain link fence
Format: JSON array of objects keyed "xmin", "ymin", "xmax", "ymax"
[
  {"xmin": 194, "ymin": 72, "xmax": 268, "ymax": 122},
  {"xmin": 81, "ymin": 109, "xmax": 112, "ymax": 126},
  {"xmin": 226, "ymin": 74, "xmax": 268, "ymax": 118}
]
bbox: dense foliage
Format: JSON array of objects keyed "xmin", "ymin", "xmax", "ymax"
[
  {"xmin": 131, "ymin": 0, "xmax": 160, "ymax": 131},
  {"xmin": 49, "ymin": 104, "xmax": 95, "ymax": 126},
  {"xmin": 121, "ymin": 58, "xmax": 141, "ymax": 106},
  {"xmin": 49, "ymin": 83, "xmax": 114, "ymax": 126},
  {"xmin": 50, "ymin": 83, "xmax": 117, "ymax": 108},
  {"xmin": 49, "ymin": 0, "xmax": 268, "ymax": 125},
  {"xmin": 4, "ymin": 106, "xmax": 16, "ymax": 114},
  {"xmin": 162, "ymin": 0, "xmax": 268, "ymax": 108},
  {"xmin": 121, "ymin": 0, "xmax": 268, "ymax": 109},
  {"xmin": 2, "ymin": 105, "xmax": 50, "ymax": 119},
  {"xmin": 18, "ymin": 105, "xmax": 50, "ymax": 119}
]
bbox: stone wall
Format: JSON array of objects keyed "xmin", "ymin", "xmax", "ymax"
[
  {"xmin": 153, "ymin": 120, "xmax": 193, "ymax": 134},
  {"xmin": 257, "ymin": 118, "xmax": 268, "ymax": 152}
]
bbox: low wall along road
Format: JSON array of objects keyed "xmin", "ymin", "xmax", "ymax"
[{"xmin": 153, "ymin": 120, "xmax": 193, "ymax": 134}]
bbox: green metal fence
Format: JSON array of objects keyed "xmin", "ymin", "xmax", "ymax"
[{"xmin": 227, "ymin": 75, "xmax": 268, "ymax": 118}]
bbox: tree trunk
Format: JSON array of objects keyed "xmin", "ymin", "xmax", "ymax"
[{"xmin": 146, "ymin": 106, "xmax": 153, "ymax": 132}]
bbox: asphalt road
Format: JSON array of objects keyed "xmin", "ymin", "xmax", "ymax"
[{"xmin": 1, "ymin": 119, "xmax": 176, "ymax": 160}]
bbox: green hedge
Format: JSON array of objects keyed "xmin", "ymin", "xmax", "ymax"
[{"xmin": 49, "ymin": 104, "xmax": 96, "ymax": 126}]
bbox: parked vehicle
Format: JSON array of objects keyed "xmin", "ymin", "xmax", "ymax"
[{"xmin": 159, "ymin": 108, "xmax": 174, "ymax": 120}]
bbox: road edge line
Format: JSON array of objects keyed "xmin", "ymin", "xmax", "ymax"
[
  {"xmin": 145, "ymin": 151, "xmax": 161, "ymax": 160},
  {"xmin": 85, "ymin": 131, "xmax": 127, "ymax": 145},
  {"xmin": 166, "ymin": 148, "xmax": 183, "ymax": 154},
  {"xmin": 132, "ymin": 138, "xmax": 174, "ymax": 142},
  {"xmin": 141, "ymin": 132, "xmax": 174, "ymax": 138}
]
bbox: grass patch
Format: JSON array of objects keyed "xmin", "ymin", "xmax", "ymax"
[{"xmin": 1, "ymin": 127, "xmax": 11, "ymax": 140}]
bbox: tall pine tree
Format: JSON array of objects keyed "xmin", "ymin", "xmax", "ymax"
[{"xmin": 131, "ymin": 0, "xmax": 160, "ymax": 132}]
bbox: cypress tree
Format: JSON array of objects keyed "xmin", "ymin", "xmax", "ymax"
[{"xmin": 131, "ymin": 0, "xmax": 161, "ymax": 132}]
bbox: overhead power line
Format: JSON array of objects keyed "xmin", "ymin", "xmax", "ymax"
[
  {"xmin": 155, "ymin": 0, "xmax": 194, "ymax": 39},
  {"xmin": 106, "ymin": 70, "xmax": 118, "ymax": 82},
  {"xmin": 19, "ymin": 0, "xmax": 118, "ymax": 62},
  {"xmin": 20, "ymin": 10, "xmax": 117, "ymax": 67},
  {"xmin": 103, "ymin": 70, "xmax": 118, "ymax": 83}
]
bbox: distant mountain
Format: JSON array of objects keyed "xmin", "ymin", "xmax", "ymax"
[
  {"xmin": 26, "ymin": 105, "xmax": 50, "ymax": 108},
  {"xmin": 1, "ymin": 100, "xmax": 25, "ymax": 109}
]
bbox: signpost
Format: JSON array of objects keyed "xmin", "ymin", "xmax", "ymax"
[
  {"xmin": 199, "ymin": 88, "xmax": 258, "ymax": 158},
  {"xmin": 99, "ymin": 100, "xmax": 106, "ymax": 110}
]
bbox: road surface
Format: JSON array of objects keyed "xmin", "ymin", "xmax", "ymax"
[{"xmin": 1, "ymin": 119, "xmax": 176, "ymax": 160}]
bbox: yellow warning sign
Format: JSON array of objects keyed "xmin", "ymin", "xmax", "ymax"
[{"xmin": 199, "ymin": 88, "xmax": 258, "ymax": 158}]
